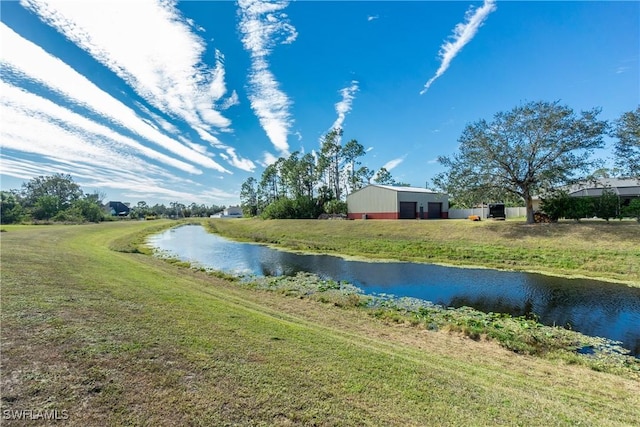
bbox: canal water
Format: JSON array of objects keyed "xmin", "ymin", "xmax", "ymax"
[{"xmin": 148, "ymin": 225, "xmax": 640, "ymax": 356}]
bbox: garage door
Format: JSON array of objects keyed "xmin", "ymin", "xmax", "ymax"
[
  {"xmin": 427, "ymin": 202, "xmax": 441, "ymax": 219},
  {"xmin": 399, "ymin": 202, "xmax": 416, "ymax": 219}
]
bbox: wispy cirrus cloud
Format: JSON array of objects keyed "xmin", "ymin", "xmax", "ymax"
[
  {"xmin": 221, "ymin": 147, "xmax": 257, "ymax": 171},
  {"xmin": 18, "ymin": 0, "xmax": 256, "ymax": 173},
  {"xmin": 332, "ymin": 80, "xmax": 359, "ymax": 131},
  {"xmin": 0, "ymin": 78, "xmax": 226, "ymax": 204},
  {"xmin": 221, "ymin": 91, "xmax": 240, "ymax": 110},
  {"xmin": 420, "ymin": 0, "xmax": 496, "ymax": 95},
  {"xmin": 0, "ymin": 94, "xmax": 184, "ymax": 186},
  {"xmin": 20, "ymin": 0, "xmax": 235, "ymax": 134},
  {"xmin": 238, "ymin": 0, "xmax": 297, "ymax": 155},
  {"xmin": 0, "ymin": 81, "xmax": 200, "ymax": 174},
  {"xmin": 0, "ymin": 23, "xmax": 229, "ymax": 173},
  {"xmin": 383, "ymin": 156, "xmax": 405, "ymax": 171}
]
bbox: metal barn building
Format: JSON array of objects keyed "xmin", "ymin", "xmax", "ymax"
[{"xmin": 346, "ymin": 185, "xmax": 449, "ymax": 219}]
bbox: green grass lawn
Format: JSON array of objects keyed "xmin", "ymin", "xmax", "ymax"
[
  {"xmin": 1, "ymin": 221, "xmax": 639, "ymax": 425},
  {"xmin": 207, "ymin": 218, "xmax": 640, "ymax": 286}
]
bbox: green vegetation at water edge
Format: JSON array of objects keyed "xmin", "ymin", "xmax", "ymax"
[
  {"xmin": 245, "ymin": 272, "xmax": 637, "ymax": 368},
  {"xmin": 2, "ymin": 221, "xmax": 639, "ymax": 425}
]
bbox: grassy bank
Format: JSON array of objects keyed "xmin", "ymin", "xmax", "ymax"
[
  {"xmin": 206, "ymin": 218, "xmax": 640, "ymax": 285},
  {"xmin": 2, "ymin": 221, "xmax": 639, "ymax": 425}
]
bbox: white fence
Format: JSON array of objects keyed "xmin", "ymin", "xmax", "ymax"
[{"xmin": 448, "ymin": 207, "xmax": 526, "ymax": 219}]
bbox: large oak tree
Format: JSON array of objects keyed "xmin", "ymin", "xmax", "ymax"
[
  {"xmin": 433, "ymin": 101, "xmax": 607, "ymax": 223},
  {"xmin": 21, "ymin": 173, "xmax": 82, "ymax": 210}
]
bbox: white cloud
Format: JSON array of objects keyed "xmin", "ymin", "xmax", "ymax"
[
  {"xmin": 383, "ymin": 156, "xmax": 405, "ymax": 171},
  {"xmin": 332, "ymin": 81, "xmax": 359, "ymax": 131},
  {"xmin": 0, "ymin": 156, "xmax": 82, "ymax": 181},
  {"xmin": 260, "ymin": 151, "xmax": 279, "ymax": 167},
  {"xmin": 186, "ymin": 141, "xmax": 211, "ymax": 155},
  {"xmin": 0, "ymin": 81, "xmax": 201, "ymax": 174},
  {"xmin": 223, "ymin": 147, "xmax": 256, "ymax": 172},
  {"xmin": 144, "ymin": 109, "xmax": 179, "ymax": 134},
  {"xmin": 17, "ymin": 0, "xmax": 256, "ymax": 173},
  {"xmin": 20, "ymin": 0, "xmax": 234, "ymax": 134},
  {"xmin": 193, "ymin": 126, "xmax": 224, "ymax": 148},
  {"xmin": 0, "ymin": 100, "xmax": 169, "ymax": 179},
  {"xmin": 238, "ymin": 0, "xmax": 297, "ymax": 155},
  {"xmin": 420, "ymin": 0, "xmax": 496, "ymax": 95},
  {"xmin": 367, "ymin": 15, "xmax": 379, "ymax": 22},
  {"xmin": 221, "ymin": 90, "xmax": 240, "ymax": 110},
  {"xmin": 0, "ymin": 23, "xmax": 230, "ymax": 173}
]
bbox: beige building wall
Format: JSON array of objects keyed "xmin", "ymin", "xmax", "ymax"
[
  {"xmin": 347, "ymin": 186, "xmax": 397, "ymax": 214},
  {"xmin": 347, "ymin": 185, "xmax": 449, "ymax": 219}
]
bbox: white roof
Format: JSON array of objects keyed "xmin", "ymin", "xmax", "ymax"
[{"xmin": 369, "ymin": 184, "xmax": 443, "ymax": 194}]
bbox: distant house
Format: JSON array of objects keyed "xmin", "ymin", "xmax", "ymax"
[
  {"xmin": 532, "ymin": 178, "xmax": 640, "ymax": 211},
  {"xmin": 210, "ymin": 206, "xmax": 243, "ymax": 218},
  {"xmin": 346, "ymin": 185, "xmax": 449, "ymax": 219},
  {"xmin": 107, "ymin": 201, "xmax": 131, "ymax": 216}
]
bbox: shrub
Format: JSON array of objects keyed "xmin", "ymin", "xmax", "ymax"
[
  {"xmin": 52, "ymin": 208, "xmax": 84, "ymax": 223},
  {"xmin": 622, "ymin": 198, "xmax": 640, "ymax": 222},
  {"xmin": 593, "ymin": 188, "xmax": 618, "ymax": 222},
  {"xmin": 72, "ymin": 198, "xmax": 105, "ymax": 222},
  {"xmin": 261, "ymin": 198, "xmax": 297, "ymax": 219},
  {"xmin": 541, "ymin": 188, "xmax": 629, "ymax": 222},
  {"xmin": 323, "ymin": 199, "xmax": 347, "ymax": 215},
  {"xmin": 540, "ymin": 191, "xmax": 571, "ymax": 222},
  {"xmin": 0, "ymin": 192, "xmax": 24, "ymax": 224},
  {"xmin": 261, "ymin": 196, "xmax": 323, "ymax": 219},
  {"xmin": 292, "ymin": 196, "xmax": 323, "ymax": 219},
  {"xmin": 32, "ymin": 195, "xmax": 61, "ymax": 220},
  {"xmin": 565, "ymin": 197, "xmax": 594, "ymax": 221}
]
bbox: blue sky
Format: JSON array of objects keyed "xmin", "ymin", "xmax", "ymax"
[{"xmin": 1, "ymin": 0, "xmax": 638, "ymax": 206}]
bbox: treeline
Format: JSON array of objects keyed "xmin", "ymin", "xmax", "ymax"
[
  {"xmin": 126, "ymin": 201, "xmax": 225, "ymax": 220},
  {"xmin": 0, "ymin": 173, "xmax": 225, "ymax": 224},
  {"xmin": 240, "ymin": 129, "xmax": 404, "ymax": 219},
  {"xmin": 541, "ymin": 189, "xmax": 640, "ymax": 222}
]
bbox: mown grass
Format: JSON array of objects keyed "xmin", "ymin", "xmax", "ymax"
[
  {"xmin": 2, "ymin": 221, "xmax": 640, "ymax": 425},
  {"xmin": 206, "ymin": 218, "xmax": 640, "ymax": 285}
]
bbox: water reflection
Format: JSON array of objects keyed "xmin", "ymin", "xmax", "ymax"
[{"xmin": 148, "ymin": 225, "xmax": 640, "ymax": 356}]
